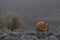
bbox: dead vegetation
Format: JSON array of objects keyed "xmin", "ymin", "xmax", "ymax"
[
  {"xmin": 0, "ymin": 15, "xmax": 22, "ymax": 31},
  {"xmin": 6, "ymin": 16, "xmax": 21, "ymax": 31}
]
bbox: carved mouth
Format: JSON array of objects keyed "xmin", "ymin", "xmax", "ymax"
[{"xmin": 40, "ymin": 28, "xmax": 48, "ymax": 31}]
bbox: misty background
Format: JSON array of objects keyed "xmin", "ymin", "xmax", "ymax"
[{"xmin": 0, "ymin": 0, "xmax": 60, "ymax": 31}]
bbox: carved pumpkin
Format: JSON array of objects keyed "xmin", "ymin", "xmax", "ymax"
[{"xmin": 36, "ymin": 21, "xmax": 49, "ymax": 32}]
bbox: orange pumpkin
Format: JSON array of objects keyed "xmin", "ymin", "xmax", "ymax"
[{"xmin": 36, "ymin": 21, "xmax": 49, "ymax": 32}]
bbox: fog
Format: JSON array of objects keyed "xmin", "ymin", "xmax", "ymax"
[{"xmin": 0, "ymin": 0, "xmax": 60, "ymax": 29}]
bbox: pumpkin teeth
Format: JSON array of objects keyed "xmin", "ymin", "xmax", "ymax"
[
  {"xmin": 39, "ymin": 27, "xmax": 48, "ymax": 31},
  {"xmin": 45, "ymin": 28, "xmax": 48, "ymax": 30}
]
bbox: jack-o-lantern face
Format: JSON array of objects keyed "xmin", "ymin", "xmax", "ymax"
[{"xmin": 36, "ymin": 21, "xmax": 49, "ymax": 32}]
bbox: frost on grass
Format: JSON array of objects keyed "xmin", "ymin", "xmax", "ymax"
[{"xmin": 0, "ymin": 30, "xmax": 59, "ymax": 40}]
